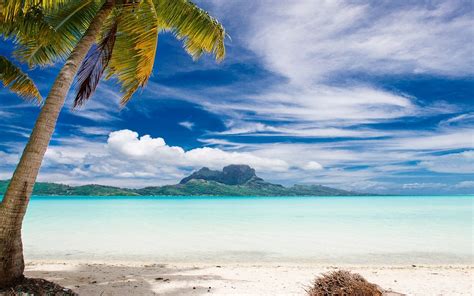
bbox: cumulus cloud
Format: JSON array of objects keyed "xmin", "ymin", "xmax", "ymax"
[
  {"xmin": 1, "ymin": 128, "xmax": 472, "ymax": 192},
  {"xmin": 303, "ymin": 161, "xmax": 324, "ymax": 171},
  {"xmin": 28, "ymin": 130, "xmax": 334, "ymax": 186},
  {"xmin": 106, "ymin": 129, "xmax": 290, "ymax": 172}
]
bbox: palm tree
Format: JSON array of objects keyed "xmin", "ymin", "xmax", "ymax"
[{"xmin": 0, "ymin": 0, "xmax": 225, "ymax": 287}]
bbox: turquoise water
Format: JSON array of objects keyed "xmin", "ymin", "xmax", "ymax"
[{"xmin": 22, "ymin": 195, "xmax": 473, "ymax": 264}]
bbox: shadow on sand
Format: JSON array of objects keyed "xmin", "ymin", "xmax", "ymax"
[{"xmin": 25, "ymin": 263, "xmax": 227, "ymax": 296}]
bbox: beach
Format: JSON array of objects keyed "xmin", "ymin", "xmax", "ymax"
[
  {"xmin": 20, "ymin": 195, "xmax": 473, "ymax": 295},
  {"xmin": 25, "ymin": 261, "xmax": 472, "ymax": 295}
]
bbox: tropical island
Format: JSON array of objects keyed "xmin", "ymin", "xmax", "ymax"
[
  {"xmin": 0, "ymin": 0, "xmax": 472, "ymax": 295},
  {"xmin": 0, "ymin": 164, "xmax": 359, "ymax": 196}
]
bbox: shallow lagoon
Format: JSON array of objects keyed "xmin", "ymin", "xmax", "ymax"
[{"xmin": 23, "ymin": 195, "xmax": 473, "ymax": 264}]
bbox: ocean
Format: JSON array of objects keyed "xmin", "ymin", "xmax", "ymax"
[{"xmin": 23, "ymin": 195, "xmax": 473, "ymax": 265}]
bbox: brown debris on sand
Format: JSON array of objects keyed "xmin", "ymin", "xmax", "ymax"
[
  {"xmin": 307, "ymin": 270, "xmax": 384, "ymax": 296},
  {"xmin": 0, "ymin": 277, "xmax": 77, "ymax": 296}
]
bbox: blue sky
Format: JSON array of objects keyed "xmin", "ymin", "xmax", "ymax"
[{"xmin": 1, "ymin": 0, "xmax": 473, "ymax": 194}]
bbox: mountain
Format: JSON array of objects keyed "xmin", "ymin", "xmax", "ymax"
[
  {"xmin": 0, "ymin": 165, "xmax": 361, "ymax": 196},
  {"xmin": 180, "ymin": 165, "xmax": 263, "ymax": 185}
]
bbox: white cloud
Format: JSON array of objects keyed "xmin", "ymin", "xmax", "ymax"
[
  {"xmin": 387, "ymin": 130, "xmax": 474, "ymax": 151},
  {"xmin": 31, "ymin": 130, "xmax": 308, "ymax": 186},
  {"xmin": 0, "ymin": 124, "xmax": 31, "ymax": 138},
  {"xmin": 76, "ymin": 126, "xmax": 112, "ymax": 136},
  {"xmin": 402, "ymin": 182, "xmax": 447, "ymax": 190},
  {"xmin": 106, "ymin": 129, "xmax": 290, "ymax": 172},
  {"xmin": 455, "ymin": 181, "xmax": 474, "ymax": 189},
  {"xmin": 214, "ymin": 122, "xmax": 389, "ymax": 138},
  {"xmin": 0, "ymin": 151, "xmax": 19, "ymax": 165},
  {"xmin": 178, "ymin": 121, "xmax": 195, "ymax": 130},
  {"xmin": 245, "ymin": 0, "xmax": 473, "ymax": 82},
  {"xmin": 212, "ymin": 85, "xmax": 417, "ymax": 124},
  {"xmin": 0, "ymin": 110, "xmax": 14, "ymax": 118},
  {"xmin": 133, "ymin": 3, "xmax": 466, "ymax": 147},
  {"xmin": 2, "ymin": 128, "xmax": 472, "ymax": 192},
  {"xmin": 439, "ymin": 113, "xmax": 474, "ymax": 127},
  {"xmin": 197, "ymin": 0, "xmax": 471, "ymax": 142},
  {"xmin": 66, "ymin": 82, "xmax": 123, "ymax": 122},
  {"xmin": 419, "ymin": 151, "xmax": 474, "ymax": 173},
  {"xmin": 303, "ymin": 161, "xmax": 324, "ymax": 171},
  {"xmin": 108, "ymin": 130, "xmax": 170, "ymax": 158}
]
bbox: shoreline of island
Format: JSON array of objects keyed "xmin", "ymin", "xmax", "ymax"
[
  {"xmin": 0, "ymin": 165, "xmax": 370, "ymax": 197},
  {"xmin": 25, "ymin": 260, "xmax": 473, "ymax": 295}
]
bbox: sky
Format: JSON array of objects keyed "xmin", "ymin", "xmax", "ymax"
[{"xmin": 1, "ymin": 0, "xmax": 473, "ymax": 194}]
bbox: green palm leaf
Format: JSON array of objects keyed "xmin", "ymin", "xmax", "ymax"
[
  {"xmin": 2, "ymin": 0, "xmax": 227, "ymax": 107},
  {"xmin": 153, "ymin": 0, "xmax": 226, "ymax": 61},
  {"xmin": 0, "ymin": 1, "xmax": 51, "ymax": 42},
  {"xmin": 1, "ymin": 0, "xmax": 72, "ymax": 21},
  {"xmin": 12, "ymin": 0, "xmax": 101, "ymax": 67},
  {"xmin": 105, "ymin": 0, "xmax": 159, "ymax": 105},
  {"xmin": 0, "ymin": 56, "xmax": 42, "ymax": 102},
  {"xmin": 106, "ymin": 0, "xmax": 226, "ymax": 105}
]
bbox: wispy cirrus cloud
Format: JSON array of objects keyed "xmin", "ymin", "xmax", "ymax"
[
  {"xmin": 241, "ymin": 0, "xmax": 474, "ymax": 81},
  {"xmin": 181, "ymin": 0, "xmax": 472, "ymax": 147},
  {"xmin": 418, "ymin": 151, "xmax": 474, "ymax": 173},
  {"xmin": 178, "ymin": 121, "xmax": 195, "ymax": 130}
]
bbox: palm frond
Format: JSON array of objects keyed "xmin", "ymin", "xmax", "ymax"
[
  {"xmin": 12, "ymin": 0, "xmax": 101, "ymax": 67},
  {"xmin": 152, "ymin": 0, "xmax": 226, "ymax": 61},
  {"xmin": 0, "ymin": 55, "xmax": 42, "ymax": 102},
  {"xmin": 73, "ymin": 22, "xmax": 117, "ymax": 108},
  {"xmin": 106, "ymin": 0, "xmax": 158, "ymax": 105},
  {"xmin": 1, "ymin": 0, "xmax": 72, "ymax": 21},
  {"xmin": 1, "ymin": 2, "xmax": 52, "ymax": 42}
]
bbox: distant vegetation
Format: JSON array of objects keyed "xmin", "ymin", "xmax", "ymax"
[
  {"xmin": 0, "ymin": 165, "xmax": 360, "ymax": 197},
  {"xmin": 0, "ymin": 181, "xmax": 138, "ymax": 196}
]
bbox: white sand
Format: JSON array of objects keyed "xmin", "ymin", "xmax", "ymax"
[{"xmin": 25, "ymin": 261, "xmax": 473, "ymax": 295}]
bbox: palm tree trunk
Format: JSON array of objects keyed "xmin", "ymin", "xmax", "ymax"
[{"xmin": 0, "ymin": 1, "xmax": 114, "ymax": 288}]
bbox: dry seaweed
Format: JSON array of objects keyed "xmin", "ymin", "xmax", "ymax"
[
  {"xmin": 0, "ymin": 277, "xmax": 77, "ymax": 296},
  {"xmin": 307, "ymin": 270, "xmax": 384, "ymax": 296}
]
